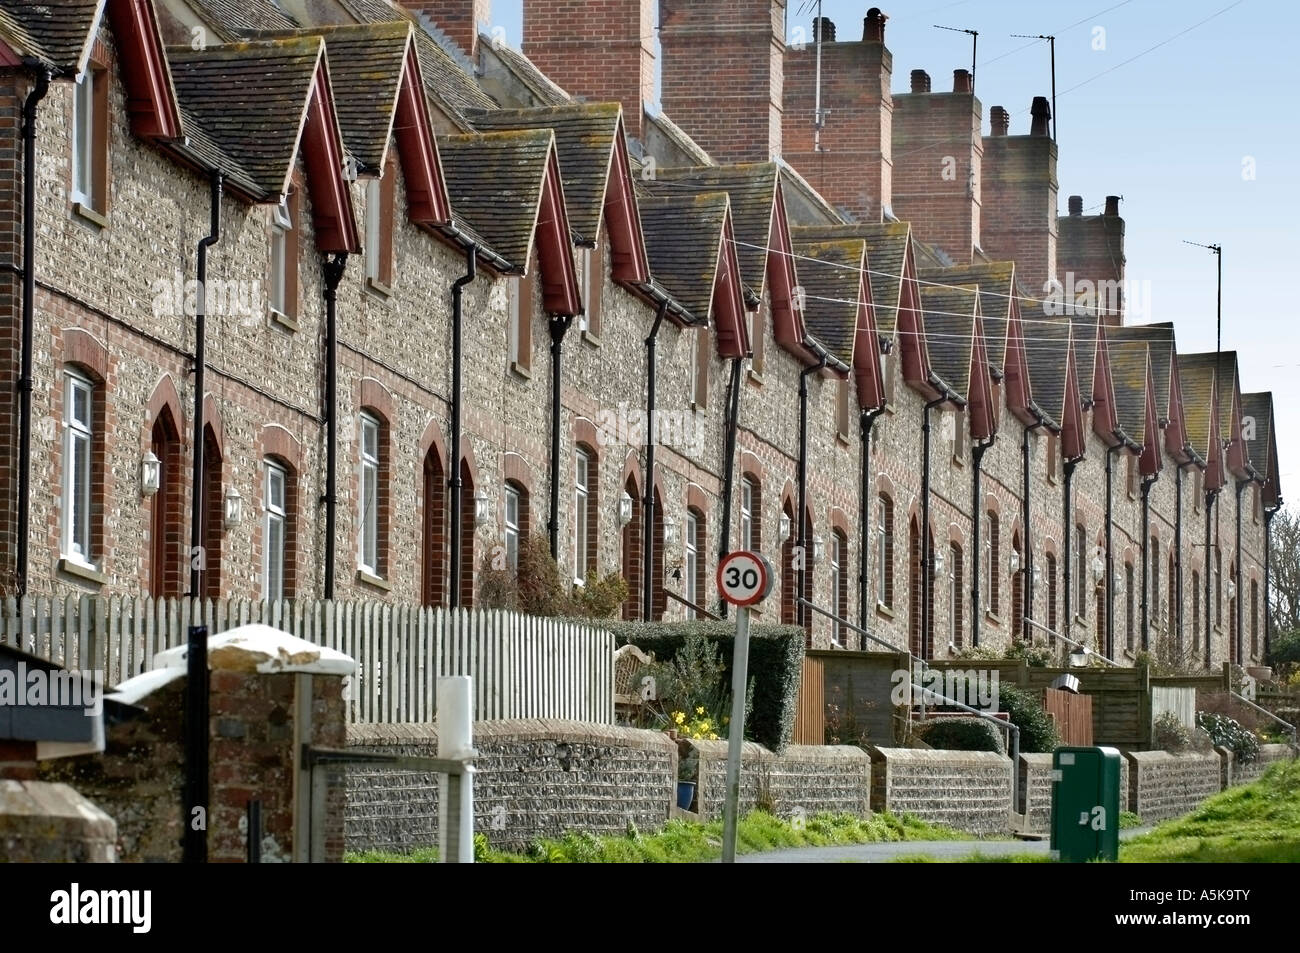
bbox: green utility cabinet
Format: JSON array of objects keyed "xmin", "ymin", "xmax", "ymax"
[{"xmin": 1049, "ymin": 746, "xmax": 1121, "ymax": 862}]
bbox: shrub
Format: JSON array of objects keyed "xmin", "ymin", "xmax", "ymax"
[
  {"xmin": 1197, "ymin": 711, "xmax": 1260, "ymax": 764},
  {"xmin": 918, "ymin": 717, "xmax": 1005, "ymax": 754},
  {"xmin": 479, "ymin": 535, "xmax": 627, "ymax": 619},
  {"xmin": 1266, "ymin": 629, "xmax": 1300, "ymax": 669},
  {"xmin": 1152, "ymin": 711, "xmax": 1192, "ymax": 752},
  {"xmin": 1005, "ymin": 641, "xmax": 1054, "ymax": 668},
  {"xmin": 998, "ymin": 683, "xmax": 1060, "ymax": 753},
  {"xmin": 641, "ymin": 633, "xmax": 739, "ymax": 742},
  {"xmin": 604, "ymin": 620, "xmax": 804, "ymax": 751}
]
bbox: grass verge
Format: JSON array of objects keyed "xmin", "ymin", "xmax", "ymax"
[{"xmin": 347, "ymin": 810, "xmax": 966, "ymax": 863}]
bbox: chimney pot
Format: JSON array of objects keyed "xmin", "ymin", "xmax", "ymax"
[
  {"xmin": 814, "ymin": 16, "xmax": 836, "ymax": 43},
  {"xmin": 910, "ymin": 69, "xmax": 931, "ymax": 93},
  {"xmin": 989, "ymin": 105, "xmax": 1009, "ymax": 136},
  {"xmin": 864, "ymin": 7, "xmax": 887, "ymax": 43},
  {"xmin": 1030, "ymin": 96, "xmax": 1051, "ymax": 136},
  {"xmin": 953, "ymin": 69, "xmax": 971, "ymax": 93},
  {"xmin": 1104, "ymin": 195, "xmax": 1121, "ymax": 217},
  {"xmin": 1068, "ymin": 195, "xmax": 1083, "ymax": 216}
]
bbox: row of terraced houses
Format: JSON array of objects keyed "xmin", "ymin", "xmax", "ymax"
[{"xmin": 0, "ymin": 0, "xmax": 1282, "ymax": 671}]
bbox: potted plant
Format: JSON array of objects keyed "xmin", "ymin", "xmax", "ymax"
[{"xmin": 677, "ymin": 744, "xmax": 699, "ymax": 811}]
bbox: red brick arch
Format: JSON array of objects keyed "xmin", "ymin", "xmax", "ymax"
[
  {"xmin": 502, "ymin": 452, "xmax": 534, "ymax": 494},
  {"xmin": 740, "ymin": 450, "xmax": 765, "ymax": 482},
  {"xmin": 621, "ymin": 450, "xmax": 642, "ymax": 497},
  {"xmin": 202, "ymin": 395, "xmax": 225, "ymax": 459},
  {"xmin": 829, "ymin": 506, "xmax": 851, "ymax": 537},
  {"xmin": 685, "ymin": 482, "xmax": 709, "ymax": 514},
  {"xmin": 60, "ymin": 326, "xmax": 109, "ymax": 382},
  {"xmin": 419, "ymin": 417, "xmax": 448, "ymax": 468},
  {"xmin": 359, "ymin": 376, "xmax": 394, "ymax": 423},
  {"xmin": 144, "ymin": 374, "xmax": 183, "ymax": 449},
  {"xmin": 573, "ymin": 416, "xmax": 600, "ymax": 453},
  {"xmin": 260, "ymin": 423, "xmax": 303, "ymax": 472}
]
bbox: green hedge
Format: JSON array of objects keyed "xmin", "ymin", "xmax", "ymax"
[
  {"xmin": 602, "ymin": 620, "xmax": 805, "ymax": 752},
  {"xmin": 918, "ymin": 718, "xmax": 1006, "ymax": 754}
]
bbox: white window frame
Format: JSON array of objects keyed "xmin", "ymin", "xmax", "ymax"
[
  {"xmin": 831, "ymin": 534, "xmax": 844, "ymax": 645},
  {"xmin": 71, "ymin": 69, "xmax": 94, "ymax": 206},
  {"xmin": 62, "ymin": 371, "xmax": 94, "ymax": 564},
  {"xmin": 573, "ymin": 449, "xmax": 590, "ymax": 585},
  {"xmin": 358, "ymin": 413, "xmax": 380, "ymax": 575},
  {"xmin": 876, "ymin": 498, "xmax": 889, "ymax": 607},
  {"xmin": 264, "ymin": 461, "xmax": 287, "ymax": 602},
  {"xmin": 982, "ymin": 514, "xmax": 994, "ymax": 610},
  {"xmin": 270, "ymin": 197, "xmax": 292, "ymax": 317},
  {"xmin": 684, "ymin": 511, "xmax": 699, "ymax": 619},
  {"xmin": 740, "ymin": 478, "xmax": 755, "ymax": 552},
  {"xmin": 504, "ymin": 484, "xmax": 521, "ymax": 573}
]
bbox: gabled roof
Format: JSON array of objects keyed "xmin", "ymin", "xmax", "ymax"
[
  {"xmin": 0, "ymin": 0, "xmax": 103, "ymax": 73},
  {"xmin": 167, "ymin": 36, "xmax": 360, "ymax": 251},
  {"xmin": 1242, "ymin": 392, "xmax": 1281, "ymax": 505},
  {"xmin": 793, "ymin": 222, "xmax": 911, "ymax": 336},
  {"xmin": 477, "ymin": 31, "xmax": 572, "ymax": 107},
  {"xmin": 299, "ymin": 21, "xmax": 450, "ymax": 225},
  {"xmin": 636, "ymin": 193, "xmax": 747, "ymax": 359},
  {"xmin": 1109, "ymin": 322, "xmax": 1195, "ymax": 462},
  {"xmin": 1021, "ymin": 308, "xmax": 1074, "ymax": 432},
  {"xmin": 1181, "ymin": 351, "xmax": 1250, "ymax": 478},
  {"xmin": 919, "ymin": 283, "xmax": 981, "ymax": 404},
  {"xmin": 1109, "ymin": 340, "xmax": 1161, "ymax": 473},
  {"xmin": 1177, "ymin": 354, "xmax": 1216, "ymax": 457},
  {"xmin": 438, "ymin": 128, "xmax": 581, "ymax": 315},
  {"xmin": 919, "ymin": 261, "xmax": 1015, "ymax": 371},
  {"xmin": 469, "ymin": 103, "xmax": 642, "ymax": 256},
  {"xmin": 792, "ymin": 239, "xmax": 862, "ymax": 370},
  {"xmin": 185, "ymin": 0, "xmax": 295, "ymax": 36},
  {"xmin": 106, "ymin": 0, "xmax": 183, "ymax": 141}
]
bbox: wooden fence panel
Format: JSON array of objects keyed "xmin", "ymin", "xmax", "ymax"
[
  {"xmin": 1043, "ymin": 688, "xmax": 1093, "ymax": 746},
  {"xmin": 791, "ymin": 656, "xmax": 826, "ymax": 745}
]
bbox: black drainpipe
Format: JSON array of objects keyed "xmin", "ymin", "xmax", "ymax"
[
  {"xmin": 547, "ymin": 314, "xmax": 574, "ymax": 559},
  {"xmin": 1264, "ymin": 502, "xmax": 1278, "ymax": 656},
  {"xmin": 857, "ymin": 405, "xmax": 885, "ymax": 635},
  {"xmin": 1235, "ymin": 477, "xmax": 1247, "ymax": 663},
  {"xmin": 447, "ymin": 244, "xmax": 477, "ymax": 609},
  {"xmin": 920, "ymin": 394, "xmax": 947, "ymax": 658},
  {"xmin": 1021, "ymin": 419, "xmax": 1044, "ymax": 640},
  {"xmin": 1062, "ymin": 455, "xmax": 1081, "ymax": 634},
  {"xmin": 321, "ymin": 253, "xmax": 347, "ymax": 599},
  {"xmin": 1104, "ymin": 440, "xmax": 1124, "ymax": 660},
  {"xmin": 1140, "ymin": 470, "xmax": 1158, "ymax": 651},
  {"xmin": 797, "ymin": 357, "xmax": 828, "ymax": 630},
  {"xmin": 642, "ymin": 301, "xmax": 668, "ymax": 621},
  {"xmin": 1205, "ymin": 487, "xmax": 1219, "ymax": 667},
  {"xmin": 189, "ymin": 172, "xmax": 222, "ymax": 599},
  {"xmin": 717, "ymin": 357, "xmax": 744, "ymax": 619},
  {"xmin": 970, "ymin": 437, "xmax": 993, "ymax": 646},
  {"xmin": 15, "ymin": 69, "xmax": 49, "ymax": 597}
]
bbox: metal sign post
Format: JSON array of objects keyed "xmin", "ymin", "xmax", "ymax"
[{"xmin": 716, "ymin": 551, "xmax": 773, "ymax": 863}]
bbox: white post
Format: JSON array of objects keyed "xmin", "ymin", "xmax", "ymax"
[
  {"xmin": 437, "ymin": 674, "xmax": 474, "ymax": 863},
  {"xmin": 721, "ymin": 606, "xmax": 751, "ymax": 863}
]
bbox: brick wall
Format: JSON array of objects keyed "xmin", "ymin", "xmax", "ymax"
[
  {"xmin": 1224, "ymin": 742, "xmax": 1295, "ymax": 787},
  {"xmin": 345, "ymin": 719, "xmax": 677, "ymax": 853},
  {"xmin": 34, "ymin": 670, "xmax": 346, "ymax": 862},
  {"xmin": 869, "ymin": 746, "xmax": 1012, "ymax": 834},
  {"xmin": 782, "ymin": 16, "xmax": 892, "ymax": 221},
  {"xmin": 981, "ymin": 114, "xmax": 1058, "ymax": 298},
  {"xmin": 1057, "ymin": 199, "xmax": 1124, "ymax": 326},
  {"xmin": 1018, "ymin": 751, "xmax": 1130, "ymax": 835},
  {"xmin": 684, "ymin": 737, "xmax": 870, "ymax": 821},
  {"xmin": 891, "ymin": 76, "xmax": 982, "ymax": 263},
  {"xmin": 659, "ymin": 0, "xmax": 786, "ymax": 162},
  {"xmin": 1124, "ymin": 750, "xmax": 1221, "ymax": 823}
]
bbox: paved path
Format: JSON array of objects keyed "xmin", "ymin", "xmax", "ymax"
[{"xmin": 738, "ymin": 828, "xmax": 1151, "ymax": 863}]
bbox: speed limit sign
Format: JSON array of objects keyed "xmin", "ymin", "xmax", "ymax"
[{"xmin": 716, "ymin": 550, "xmax": 773, "ymax": 607}]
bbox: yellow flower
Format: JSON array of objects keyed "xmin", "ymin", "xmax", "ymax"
[
  {"xmin": 696, "ymin": 706, "xmax": 706, "ymax": 715},
  {"xmin": 673, "ymin": 711, "xmax": 685, "ymax": 725},
  {"xmin": 709, "ymin": 733, "xmax": 719, "ymax": 741},
  {"xmin": 700, "ymin": 721, "xmax": 711, "ymax": 732},
  {"xmin": 723, "ymin": 716, "xmax": 730, "ymax": 725}
]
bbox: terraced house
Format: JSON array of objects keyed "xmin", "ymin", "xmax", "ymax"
[{"xmin": 0, "ymin": 0, "xmax": 1281, "ymax": 672}]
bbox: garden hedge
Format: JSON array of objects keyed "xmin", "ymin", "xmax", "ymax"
[{"xmin": 601, "ymin": 620, "xmax": 805, "ymax": 752}]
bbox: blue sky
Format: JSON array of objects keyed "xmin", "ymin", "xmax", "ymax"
[{"xmin": 486, "ymin": 0, "xmax": 1297, "ymax": 499}]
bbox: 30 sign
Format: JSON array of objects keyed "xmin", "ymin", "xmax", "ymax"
[{"xmin": 716, "ymin": 551, "xmax": 774, "ymax": 607}]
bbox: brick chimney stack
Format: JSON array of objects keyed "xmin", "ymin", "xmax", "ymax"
[
  {"xmin": 402, "ymin": 1, "xmax": 490, "ymax": 60},
  {"xmin": 980, "ymin": 97, "xmax": 1059, "ymax": 299},
  {"xmin": 522, "ymin": 0, "xmax": 655, "ymax": 140},
  {"xmin": 1060, "ymin": 195, "xmax": 1126, "ymax": 326},
  {"xmin": 891, "ymin": 64, "xmax": 983, "ymax": 261},
  {"xmin": 782, "ymin": 6, "xmax": 894, "ymax": 221},
  {"xmin": 659, "ymin": 0, "xmax": 787, "ymax": 163}
]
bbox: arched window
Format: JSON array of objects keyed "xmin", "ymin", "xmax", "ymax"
[
  {"xmin": 740, "ymin": 476, "xmax": 761, "ymax": 551},
  {"xmin": 985, "ymin": 511, "xmax": 1000, "ymax": 616},
  {"xmin": 1010, "ymin": 533, "xmax": 1023, "ymax": 641},
  {"xmin": 357, "ymin": 410, "xmax": 388, "ymax": 578},
  {"xmin": 574, "ymin": 447, "xmax": 597, "ymax": 584},
  {"xmin": 1045, "ymin": 552, "xmax": 1058, "ymax": 641},
  {"xmin": 684, "ymin": 508, "xmax": 705, "ymax": 618},
  {"xmin": 1074, "ymin": 523, "xmax": 1088, "ymax": 619},
  {"xmin": 61, "ymin": 369, "xmax": 97, "ymax": 567},
  {"xmin": 422, "ymin": 445, "xmax": 446, "ymax": 607},
  {"xmin": 1125, "ymin": 561, "xmax": 1136, "ymax": 651},
  {"xmin": 263, "ymin": 457, "xmax": 296, "ymax": 602},
  {"xmin": 831, "ymin": 530, "xmax": 848, "ymax": 645},
  {"xmin": 504, "ymin": 481, "xmax": 527, "ymax": 572},
  {"xmin": 148, "ymin": 407, "xmax": 183, "ymax": 599}
]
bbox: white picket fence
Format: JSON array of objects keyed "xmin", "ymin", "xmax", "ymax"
[{"xmin": 0, "ymin": 595, "xmax": 614, "ymax": 725}]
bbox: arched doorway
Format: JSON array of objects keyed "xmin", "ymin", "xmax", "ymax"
[
  {"xmin": 422, "ymin": 445, "xmax": 446, "ymax": 607},
  {"xmin": 780, "ymin": 500, "xmax": 795, "ymax": 625},
  {"xmin": 909, "ymin": 515, "xmax": 922, "ymax": 657},
  {"xmin": 148, "ymin": 408, "xmax": 183, "ymax": 598},
  {"xmin": 459, "ymin": 457, "xmax": 475, "ymax": 608},
  {"xmin": 621, "ymin": 476, "xmax": 642, "ymax": 620},
  {"xmin": 198, "ymin": 424, "xmax": 223, "ymax": 600}
]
